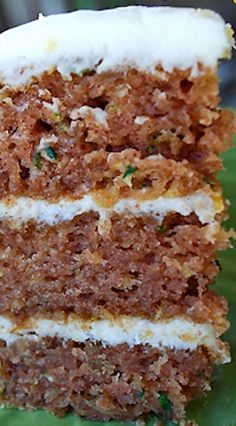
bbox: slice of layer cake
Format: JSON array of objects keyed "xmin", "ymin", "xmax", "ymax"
[{"xmin": 0, "ymin": 6, "xmax": 235, "ymax": 424}]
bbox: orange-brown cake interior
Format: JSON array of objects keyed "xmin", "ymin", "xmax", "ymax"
[
  {"xmin": 0, "ymin": 69, "xmax": 234, "ymax": 200},
  {"xmin": 0, "ymin": 212, "xmax": 231, "ymax": 324}
]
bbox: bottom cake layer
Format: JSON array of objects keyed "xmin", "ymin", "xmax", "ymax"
[{"xmin": 0, "ymin": 337, "xmax": 224, "ymax": 422}]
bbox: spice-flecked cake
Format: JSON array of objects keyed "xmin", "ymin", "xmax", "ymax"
[{"xmin": 0, "ymin": 6, "xmax": 235, "ymax": 424}]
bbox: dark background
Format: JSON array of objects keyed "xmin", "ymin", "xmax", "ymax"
[{"xmin": 0, "ymin": 0, "xmax": 235, "ymax": 107}]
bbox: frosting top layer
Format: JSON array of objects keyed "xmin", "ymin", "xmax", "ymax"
[{"xmin": 0, "ymin": 6, "xmax": 233, "ymax": 86}]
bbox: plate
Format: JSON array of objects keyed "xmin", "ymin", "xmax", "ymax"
[{"xmin": 0, "ymin": 116, "xmax": 235, "ymax": 426}]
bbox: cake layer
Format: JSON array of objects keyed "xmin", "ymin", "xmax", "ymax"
[
  {"xmin": 0, "ymin": 212, "xmax": 231, "ymax": 320},
  {"xmin": 0, "ymin": 314, "xmax": 229, "ymax": 362},
  {"xmin": 0, "ymin": 7, "xmax": 233, "ymax": 86},
  {"xmin": 0, "ymin": 338, "xmax": 221, "ymax": 420},
  {"xmin": 0, "ymin": 69, "xmax": 235, "ymax": 200},
  {"xmin": 0, "ymin": 189, "xmax": 224, "ymax": 225}
]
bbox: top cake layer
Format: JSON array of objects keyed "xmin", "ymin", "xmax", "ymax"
[{"xmin": 0, "ymin": 6, "xmax": 233, "ymax": 87}]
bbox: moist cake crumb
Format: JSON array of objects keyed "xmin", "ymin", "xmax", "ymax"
[{"xmin": 0, "ymin": 5, "xmax": 235, "ymax": 423}]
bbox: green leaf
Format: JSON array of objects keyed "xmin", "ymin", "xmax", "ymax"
[
  {"xmin": 158, "ymin": 392, "xmax": 173, "ymax": 412},
  {"xmin": 33, "ymin": 152, "xmax": 42, "ymax": 169},
  {"xmin": 146, "ymin": 413, "xmax": 159, "ymax": 426},
  {"xmin": 122, "ymin": 165, "xmax": 137, "ymax": 179},
  {"xmin": 74, "ymin": 0, "xmax": 97, "ymax": 9},
  {"xmin": 44, "ymin": 146, "xmax": 57, "ymax": 160},
  {"xmin": 54, "ymin": 112, "xmax": 62, "ymax": 121},
  {"xmin": 155, "ymin": 225, "xmax": 165, "ymax": 234}
]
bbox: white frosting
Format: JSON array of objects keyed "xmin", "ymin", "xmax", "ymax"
[
  {"xmin": 0, "ymin": 315, "xmax": 228, "ymax": 362},
  {"xmin": 0, "ymin": 190, "xmax": 221, "ymax": 225},
  {"xmin": 0, "ymin": 6, "xmax": 232, "ymax": 86}
]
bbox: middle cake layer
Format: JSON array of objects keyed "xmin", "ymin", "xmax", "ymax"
[{"xmin": 0, "ymin": 198, "xmax": 231, "ymax": 322}]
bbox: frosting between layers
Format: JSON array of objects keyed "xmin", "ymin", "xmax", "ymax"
[
  {"xmin": 0, "ymin": 6, "xmax": 233, "ymax": 86},
  {"xmin": 0, "ymin": 315, "xmax": 229, "ymax": 362},
  {"xmin": 0, "ymin": 190, "xmax": 223, "ymax": 224}
]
